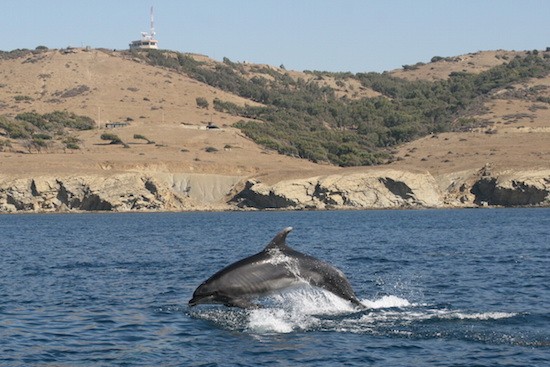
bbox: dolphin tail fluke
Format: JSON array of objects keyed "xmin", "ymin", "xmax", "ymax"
[{"xmin": 264, "ymin": 227, "xmax": 293, "ymax": 250}]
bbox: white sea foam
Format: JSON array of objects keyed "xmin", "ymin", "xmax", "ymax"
[
  {"xmin": 193, "ymin": 289, "xmax": 517, "ymax": 335},
  {"xmin": 439, "ymin": 311, "xmax": 517, "ymax": 320},
  {"xmin": 273, "ymin": 286, "xmax": 357, "ymax": 314},
  {"xmin": 361, "ymin": 295, "xmax": 412, "ymax": 309},
  {"xmin": 246, "ymin": 286, "xmax": 356, "ymax": 333},
  {"xmin": 247, "ymin": 309, "xmax": 295, "ymax": 333},
  {"xmin": 356, "ymin": 307, "xmax": 517, "ymax": 326}
]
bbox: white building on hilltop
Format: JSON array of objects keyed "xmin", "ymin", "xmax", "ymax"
[{"xmin": 129, "ymin": 6, "xmax": 158, "ymax": 50}]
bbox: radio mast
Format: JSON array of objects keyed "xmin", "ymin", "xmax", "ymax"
[
  {"xmin": 149, "ymin": 6, "xmax": 156, "ymax": 40},
  {"xmin": 129, "ymin": 6, "xmax": 159, "ymax": 50}
]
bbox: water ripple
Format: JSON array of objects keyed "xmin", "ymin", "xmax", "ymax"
[{"xmin": 1, "ymin": 209, "xmax": 549, "ymax": 366}]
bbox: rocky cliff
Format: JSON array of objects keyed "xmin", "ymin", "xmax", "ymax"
[
  {"xmin": 230, "ymin": 167, "xmax": 550, "ymax": 210},
  {"xmin": 1, "ymin": 167, "xmax": 548, "ymax": 213},
  {"xmin": 231, "ymin": 170, "xmax": 444, "ymax": 209},
  {"xmin": 0, "ymin": 173, "xmax": 242, "ymax": 213}
]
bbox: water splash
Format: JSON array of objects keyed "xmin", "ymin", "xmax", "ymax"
[
  {"xmin": 438, "ymin": 311, "xmax": 516, "ymax": 320},
  {"xmin": 189, "ymin": 285, "xmax": 520, "ymax": 340},
  {"xmin": 246, "ymin": 286, "xmax": 356, "ymax": 333},
  {"xmin": 361, "ymin": 295, "xmax": 412, "ymax": 309}
]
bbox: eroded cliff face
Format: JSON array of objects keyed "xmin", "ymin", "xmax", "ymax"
[
  {"xmin": 231, "ymin": 170, "xmax": 444, "ymax": 209},
  {"xmin": 0, "ymin": 173, "xmax": 242, "ymax": 213},
  {"xmin": 0, "ymin": 167, "xmax": 548, "ymax": 213},
  {"xmin": 231, "ymin": 167, "xmax": 550, "ymax": 210},
  {"xmin": 470, "ymin": 170, "xmax": 550, "ymax": 206}
]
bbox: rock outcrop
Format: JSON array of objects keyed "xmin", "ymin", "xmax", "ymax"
[
  {"xmin": 470, "ymin": 169, "xmax": 550, "ymax": 206},
  {"xmin": 231, "ymin": 168, "xmax": 550, "ymax": 210},
  {"xmin": 231, "ymin": 170, "xmax": 445, "ymax": 209},
  {"xmin": 1, "ymin": 167, "xmax": 548, "ymax": 213},
  {"xmin": 0, "ymin": 173, "xmax": 242, "ymax": 213}
]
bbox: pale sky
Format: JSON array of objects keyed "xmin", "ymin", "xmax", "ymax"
[{"xmin": 4, "ymin": 0, "xmax": 550, "ymax": 73}]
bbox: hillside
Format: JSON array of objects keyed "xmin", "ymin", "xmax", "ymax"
[
  {"xmin": 0, "ymin": 48, "xmax": 335, "ymax": 181},
  {"xmin": 0, "ymin": 47, "xmax": 549, "ymax": 211},
  {"xmin": 390, "ymin": 50, "xmax": 526, "ymax": 81},
  {"xmin": 127, "ymin": 48, "xmax": 550, "ymax": 166}
]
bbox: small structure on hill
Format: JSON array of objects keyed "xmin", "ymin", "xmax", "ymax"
[{"xmin": 129, "ymin": 6, "xmax": 158, "ymax": 50}]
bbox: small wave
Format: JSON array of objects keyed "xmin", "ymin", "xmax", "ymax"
[
  {"xmin": 191, "ymin": 289, "xmax": 416, "ymax": 333},
  {"xmin": 189, "ymin": 308, "xmax": 249, "ymax": 331},
  {"xmin": 189, "ymin": 289, "xmax": 520, "ymax": 339},
  {"xmin": 247, "ymin": 309, "xmax": 304, "ymax": 333},
  {"xmin": 246, "ymin": 287, "xmax": 356, "ymax": 333},
  {"xmin": 438, "ymin": 311, "xmax": 517, "ymax": 320},
  {"xmin": 361, "ymin": 295, "xmax": 412, "ymax": 309},
  {"xmin": 269, "ymin": 286, "xmax": 357, "ymax": 314}
]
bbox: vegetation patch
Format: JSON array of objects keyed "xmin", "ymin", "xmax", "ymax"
[
  {"xmin": 55, "ymin": 85, "xmax": 90, "ymax": 98},
  {"xmin": 100, "ymin": 133, "xmax": 123, "ymax": 145},
  {"xmin": 0, "ymin": 139, "xmax": 12, "ymax": 151},
  {"xmin": 63, "ymin": 136, "xmax": 82, "ymax": 150},
  {"xmin": 14, "ymin": 95, "xmax": 33, "ymax": 102},
  {"xmin": 133, "ymin": 134, "xmax": 154, "ymax": 144},
  {"xmin": 0, "ymin": 111, "xmax": 96, "ymax": 153},
  {"xmin": 128, "ymin": 49, "xmax": 550, "ymax": 166},
  {"xmin": 16, "ymin": 111, "xmax": 96, "ymax": 131},
  {"xmin": 195, "ymin": 97, "xmax": 209, "ymax": 109}
]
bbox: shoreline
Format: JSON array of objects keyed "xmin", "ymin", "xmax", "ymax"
[
  {"xmin": 1, "ymin": 167, "xmax": 549, "ymax": 214},
  {"xmin": 1, "ymin": 203, "xmax": 548, "ymax": 216}
]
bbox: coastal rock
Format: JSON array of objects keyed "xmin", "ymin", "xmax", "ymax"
[
  {"xmin": 231, "ymin": 170, "xmax": 444, "ymax": 209},
  {"xmin": 1, "ymin": 168, "xmax": 549, "ymax": 213},
  {"xmin": 470, "ymin": 170, "xmax": 550, "ymax": 206},
  {"xmin": 0, "ymin": 173, "xmax": 242, "ymax": 213}
]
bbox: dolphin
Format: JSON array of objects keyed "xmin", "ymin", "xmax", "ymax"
[{"xmin": 189, "ymin": 227, "xmax": 364, "ymax": 309}]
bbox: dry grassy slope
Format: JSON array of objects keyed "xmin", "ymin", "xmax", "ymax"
[
  {"xmin": 0, "ymin": 48, "xmax": 549, "ymax": 188},
  {"xmin": 388, "ymin": 74, "xmax": 550, "ymax": 180},
  {"xmin": 0, "ymin": 48, "xmax": 340, "ymax": 182},
  {"xmin": 0, "ymin": 48, "xmax": 256, "ymax": 124},
  {"xmin": 390, "ymin": 50, "xmax": 525, "ymax": 81}
]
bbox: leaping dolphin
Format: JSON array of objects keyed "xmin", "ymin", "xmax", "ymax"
[{"xmin": 189, "ymin": 227, "xmax": 364, "ymax": 309}]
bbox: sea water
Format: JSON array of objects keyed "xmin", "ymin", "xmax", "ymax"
[{"xmin": 0, "ymin": 209, "xmax": 548, "ymax": 366}]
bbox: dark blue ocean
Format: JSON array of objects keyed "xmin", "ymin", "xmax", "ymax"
[{"xmin": 1, "ymin": 209, "xmax": 549, "ymax": 366}]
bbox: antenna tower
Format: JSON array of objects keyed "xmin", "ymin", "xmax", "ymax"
[{"xmin": 150, "ymin": 6, "xmax": 156, "ymax": 40}]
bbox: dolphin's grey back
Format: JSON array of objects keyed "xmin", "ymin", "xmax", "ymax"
[{"xmin": 202, "ymin": 252, "xmax": 297, "ymax": 296}]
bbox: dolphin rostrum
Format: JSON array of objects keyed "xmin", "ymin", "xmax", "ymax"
[{"xmin": 189, "ymin": 227, "xmax": 364, "ymax": 309}]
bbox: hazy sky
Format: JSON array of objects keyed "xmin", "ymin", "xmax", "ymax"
[{"xmin": 4, "ymin": 0, "xmax": 550, "ymax": 73}]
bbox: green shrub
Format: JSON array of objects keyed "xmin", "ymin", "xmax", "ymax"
[
  {"xmin": 32, "ymin": 137, "xmax": 49, "ymax": 147},
  {"xmin": 100, "ymin": 133, "xmax": 123, "ymax": 144},
  {"xmin": 23, "ymin": 137, "xmax": 51, "ymax": 152},
  {"xmin": 65, "ymin": 142, "xmax": 80, "ymax": 150},
  {"xmin": 44, "ymin": 111, "xmax": 95, "ymax": 130},
  {"xmin": 14, "ymin": 95, "xmax": 33, "ymax": 102},
  {"xmin": 133, "ymin": 134, "xmax": 154, "ymax": 144},
  {"xmin": 0, "ymin": 139, "xmax": 12, "ymax": 151},
  {"xmin": 0, "ymin": 116, "xmax": 33, "ymax": 138},
  {"xmin": 16, "ymin": 111, "xmax": 95, "ymax": 131},
  {"xmin": 32, "ymin": 133, "xmax": 52, "ymax": 140},
  {"xmin": 63, "ymin": 136, "xmax": 81, "ymax": 150},
  {"xmin": 196, "ymin": 97, "xmax": 209, "ymax": 109}
]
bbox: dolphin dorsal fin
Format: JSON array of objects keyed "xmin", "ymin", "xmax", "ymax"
[{"xmin": 264, "ymin": 227, "xmax": 293, "ymax": 250}]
